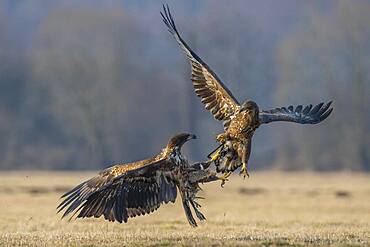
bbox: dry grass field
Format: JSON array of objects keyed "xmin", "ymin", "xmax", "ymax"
[{"xmin": 0, "ymin": 171, "xmax": 369, "ymax": 246}]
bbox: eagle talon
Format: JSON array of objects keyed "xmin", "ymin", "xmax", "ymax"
[
  {"xmin": 216, "ymin": 133, "xmax": 226, "ymax": 143},
  {"xmin": 220, "ymin": 178, "xmax": 227, "ymax": 188},
  {"xmin": 218, "ymin": 172, "xmax": 231, "ymax": 187},
  {"xmin": 239, "ymin": 163, "xmax": 250, "ymax": 178}
]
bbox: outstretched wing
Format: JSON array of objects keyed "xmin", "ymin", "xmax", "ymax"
[
  {"xmin": 259, "ymin": 101, "xmax": 333, "ymax": 125},
  {"xmin": 57, "ymin": 158, "xmax": 177, "ymax": 223},
  {"xmin": 161, "ymin": 5, "xmax": 239, "ymax": 129}
]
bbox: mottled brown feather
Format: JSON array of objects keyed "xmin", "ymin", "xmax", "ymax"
[{"xmin": 161, "ymin": 5, "xmax": 240, "ymax": 130}]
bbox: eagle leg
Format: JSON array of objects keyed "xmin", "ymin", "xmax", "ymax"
[
  {"xmin": 208, "ymin": 138, "xmax": 230, "ymax": 162},
  {"xmin": 239, "ymin": 163, "xmax": 250, "ymax": 179},
  {"xmin": 199, "ymin": 173, "xmax": 220, "ymax": 183},
  {"xmin": 209, "ymin": 148, "xmax": 221, "ymax": 162},
  {"xmin": 238, "ymin": 140, "xmax": 251, "ymax": 179}
]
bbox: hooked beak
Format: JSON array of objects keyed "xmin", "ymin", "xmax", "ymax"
[{"xmin": 188, "ymin": 134, "xmax": 197, "ymax": 140}]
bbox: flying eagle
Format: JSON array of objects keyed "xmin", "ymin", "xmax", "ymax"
[
  {"xmin": 57, "ymin": 133, "xmax": 219, "ymax": 227},
  {"xmin": 161, "ymin": 5, "xmax": 333, "ymax": 185}
]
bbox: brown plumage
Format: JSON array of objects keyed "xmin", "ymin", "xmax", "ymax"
[
  {"xmin": 161, "ymin": 5, "xmax": 333, "ymax": 183},
  {"xmin": 57, "ymin": 133, "xmax": 219, "ymax": 227}
]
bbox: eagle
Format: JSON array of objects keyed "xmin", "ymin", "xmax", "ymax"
[
  {"xmin": 161, "ymin": 5, "xmax": 333, "ymax": 185},
  {"xmin": 57, "ymin": 133, "xmax": 219, "ymax": 227}
]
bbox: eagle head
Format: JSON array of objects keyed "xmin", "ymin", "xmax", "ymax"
[
  {"xmin": 166, "ymin": 133, "xmax": 197, "ymax": 150},
  {"xmin": 241, "ymin": 100, "xmax": 259, "ymax": 118}
]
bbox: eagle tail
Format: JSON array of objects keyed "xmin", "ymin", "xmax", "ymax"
[
  {"xmin": 179, "ymin": 189, "xmax": 197, "ymax": 227},
  {"xmin": 182, "ymin": 198, "xmax": 197, "ymax": 227},
  {"xmin": 190, "ymin": 199, "xmax": 206, "ymax": 221}
]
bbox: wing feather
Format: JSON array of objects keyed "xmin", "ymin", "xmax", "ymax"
[
  {"xmin": 57, "ymin": 158, "xmax": 177, "ymax": 223},
  {"xmin": 259, "ymin": 101, "xmax": 333, "ymax": 125},
  {"xmin": 161, "ymin": 4, "xmax": 239, "ymax": 129}
]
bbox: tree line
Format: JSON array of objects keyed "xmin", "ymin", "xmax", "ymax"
[{"xmin": 0, "ymin": 1, "xmax": 368, "ymax": 170}]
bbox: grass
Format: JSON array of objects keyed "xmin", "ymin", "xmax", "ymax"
[{"xmin": 0, "ymin": 171, "xmax": 369, "ymax": 246}]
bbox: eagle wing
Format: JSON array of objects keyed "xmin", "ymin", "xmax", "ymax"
[
  {"xmin": 57, "ymin": 158, "xmax": 177, "ymax": 223},
  {"xmin": 259, "ymin": 101, "xmax": 333, "ymax": 125},
  {"xmin": 161, "ymin": 5, "xmax": 239, "ymax": 129}
]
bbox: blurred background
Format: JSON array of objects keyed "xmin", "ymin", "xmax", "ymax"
[{"xmin": 0, "ymin": 0, "xmax": 368, "ymax": 171}]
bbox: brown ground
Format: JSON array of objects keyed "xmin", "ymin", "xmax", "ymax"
[{"xmin": 0, "ymin": 171, "xmax": 369, "ymax": 246}]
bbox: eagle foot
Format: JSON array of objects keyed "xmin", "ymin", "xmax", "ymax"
[
  {"xmin": 239, "ymin": 163, "xmax": 250, "ymax": 179},
  {"xmin": 216, "ymin": 133, "xmax": 227, "ymax": 143},
  {"xmin": 218, "ymin": 172, "xmax": 232, "ymax": 187},
  {"xmin": 210, "ymin": 149, "xmax": 221, "ymax": 162}
]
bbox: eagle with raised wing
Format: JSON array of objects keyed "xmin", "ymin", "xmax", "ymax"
[
  {"xmin": 161, "ymin": 5, "xmax": 333, "ymax": 185},
  {"xmin": 57, "ymin": 133, "xmax": 219, "ymax": 227}
]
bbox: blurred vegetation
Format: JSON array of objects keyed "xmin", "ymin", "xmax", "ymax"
[{"xmin": 0, "ymin": 0, "xmax": 368, "ymax": 170}]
